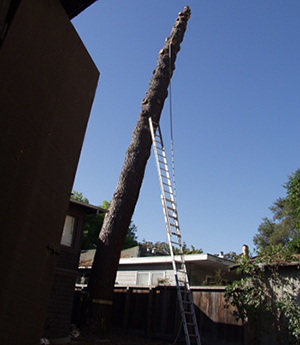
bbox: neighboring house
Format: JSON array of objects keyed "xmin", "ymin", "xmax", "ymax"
[
  {"xmin": 230, "ymin": 254, "xmax": 300, "ymax": 301},
  {"xmin": 230, "ymin": 254, "xmax": 300, "ymax": 345},
  {"xmin": 43, "ymin": 199, "xmax": 106, "ymax": 343},
  {"xmin": 77, "ymin": 245, "xmax": 237, "ymax": 288},
  {"xmin": 273, "ymin": 258, "xmax": 300, "ymax": 302}
]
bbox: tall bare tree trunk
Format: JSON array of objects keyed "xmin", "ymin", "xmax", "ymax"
[{"xmin": 86, "ymin": 6, "xmax": 191, "ymax": 333}]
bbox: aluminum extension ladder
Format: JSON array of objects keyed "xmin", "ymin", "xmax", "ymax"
[{"xmin": 149, "ymin": 117, "xmax": 201, "ymax": 345}]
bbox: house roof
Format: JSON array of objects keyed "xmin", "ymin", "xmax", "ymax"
[
  {"xmin": 70, "ymin": 199, "xmax": 107, "ymax": 215},
  {"xmin": 60, "ymin": 0, "xmax": 98, "ymax": 19},
  {"xmin": 119, "ymin": 253, "xmax": 235, "ymax": 270},
  {"xmin": 79, "ymin": 249, "xmax": 235, "ymax": 270},
  {"xmin": 229, "ymin": 254, "xmax": 300, "ymax": 271},
  {"xmin": 79, "ymin": 248, "xmax": 96, "ymax": 267}
]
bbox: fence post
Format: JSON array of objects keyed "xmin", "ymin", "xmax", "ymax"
[
  {"xmin": 123, "ymin": 287, "xmax": 132, "ymax": 332},
  {"xmin": 147, "ymin": 287, "xmax": 155, "ymax": 338}
]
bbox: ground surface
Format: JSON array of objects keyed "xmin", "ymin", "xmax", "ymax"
[{"xmin": 70, "ymin": 333, "xmax": 175, "ymax": 345}]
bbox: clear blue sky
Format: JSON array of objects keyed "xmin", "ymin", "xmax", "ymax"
[{"xmin": 72, "ymin": 1, "xmax": 300, "ymax": 256}]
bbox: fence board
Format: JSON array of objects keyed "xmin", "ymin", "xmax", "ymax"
[{"xmin": 111, "ymin": 286, "xmax": 245, "ymax": 345}]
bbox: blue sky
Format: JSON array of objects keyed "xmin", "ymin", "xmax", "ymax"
[{"xmin": 72, "ymin": 1, "xmax": 300, "ymax": 256}]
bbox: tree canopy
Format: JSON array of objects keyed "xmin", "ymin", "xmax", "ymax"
[
  {"xmin": 225, "ymin": 169, "xmax": 300, "ymax": 344},
  {"xmin": 285, "ymin": 169, "xmax": 300, "ymax": 253},
  {"xmin": 71, "ymin": 192, "xmax": 138, "ymax": 250},
  {"xmin": 140, "ymin": 240, "xmax": 203, "ymax": 255},
  {"xmin": 253, "ymin": 169, "xmax": 300, "ymax": 254},
  {"xmin": 71, "ymin": 190, "xmax": 89, "ymax": 204}
]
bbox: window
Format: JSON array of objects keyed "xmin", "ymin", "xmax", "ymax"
[
  {"xmin": 136, "ymin": 271, "xmax": 165, "ymax": 286},
  {"xmin": 151, "ymin": 272, "xmax": 164, "ymax": 285},
  {"xmin": 136, "ymin": 272, "xmax": 149, "ymax": 286},
  {"xmin": 61, "ymin": 215, "xmax": 76, "ymax": 247}
]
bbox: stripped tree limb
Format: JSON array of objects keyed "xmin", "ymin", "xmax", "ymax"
[{"xmin": 86, "ymin": 6, "xmax": 191, "ymax": 333}]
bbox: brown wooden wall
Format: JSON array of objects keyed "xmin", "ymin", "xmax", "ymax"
[{"xmin": 0, "ymin": 0, "xmax": 99, "ymax": 344}]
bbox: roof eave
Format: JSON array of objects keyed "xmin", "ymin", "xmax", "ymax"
[{"xmin": 60, "ymin": 0, "xmax": 98, "ymax": 19}]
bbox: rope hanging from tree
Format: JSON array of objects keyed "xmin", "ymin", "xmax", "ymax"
[{"xmin": 169, "ymin": 43, "xmax": 177, "ymax": 205}]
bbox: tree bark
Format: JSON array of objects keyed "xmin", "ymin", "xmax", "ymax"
[{"xmin": 86, "ymin": 6, "xmax": 191, "ymax": 333}]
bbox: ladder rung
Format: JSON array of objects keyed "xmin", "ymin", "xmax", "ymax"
[
  {"xmin": 167, "ymin": 206, "xmax": 176, "ymax": 211},
  {"xmin": 171, "ymin": 241, "xmax": 180, "ymax": 245},
  {"xmin": 177, "ymin": 276, "xmax": 186, "ymax": 281},
  {"xmin": 164, "ymin": 191, "xmax": 173, "ymax": 198},
  {"xmin": 184, "ymin": 299, "xmax": 193, "ymax": 304},
  {"xmin": 176, "ymin": 270, "xmax": 186, "ymax": 281},
  {"xmin": 174, "ymin": 260, "xmax": 185, "ymax": 265},
  {"xmin": 161, "ymin": 170, "xmax": 170, "ymax": 180},
  {"xmin": 171, "ymin": 232, "xmax": 180, "ymax": 236},
  {"xmin": 166, "ymin": 204, "xmax": 176, "ymax": 209},
  {"xmin": 186, "ymin": 322, "xmax": 196, "ymax": 326},
  {"xmin": 188, "ymin": 334, "xmax": 199, "ymax": 338},
  {"xmin": 157, "ymin": 155, "xmax": 165, "ymax": 160},
  {"xmin": 182, "ymin": 291, "xmax": 192, "ymax": 297}
]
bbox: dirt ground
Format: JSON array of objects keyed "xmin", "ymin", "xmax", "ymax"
[{"xmin": 70, "ymin": 332, "xmax": 175, "ymax": 345}]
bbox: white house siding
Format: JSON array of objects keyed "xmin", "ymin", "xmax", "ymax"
[
  {"xmin": 78, "ymin": 250, "xmax": 237, "ymax": 289},
  {"xmin": 267, "ymin": 265, "xmax": 300, "ymax": 302},
  {"xmin": 115, "ymin": 269, "xmax": 178, "ymax": 286},
  {"xmin": 165, "ymin": 270, "xmax": 176, "ymax": 285},
  {"xmin": 115, "ymin": 271, "xmax": 137, "ymax": 286}
]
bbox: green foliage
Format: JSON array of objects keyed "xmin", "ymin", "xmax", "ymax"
[
  {"xmin": 225, "ymin": 245, "xmax": 300, "ymax": 344},
  {"xmin": 285, "ymin": 169, "xmax": 300, "ymax": 227},
  {"xmin": 183, "ymin": 244, "xmax": 203, "ymax": 254},
  {"xmin": 253, "ymin": 197, "xmax": 296, "ymax": 251},
  {"xmin": 287, "ymin": 236, "xmax": 300, "ymax": 254},
  {"xmin": 284, "ymin": 169, "xmax": 300, "ymax": 252},
  {"xmin": 100, "ymin": 200, "xmax": 110, "ymax": 210},
  {"xmin": 223, "ymin": 251, "xmax": 238, "ymax": 261},
  {"xmin": 253, "ymin": 169, "xmax": 300, "ymax": 254},
  {"xmin": 156, "ymin": 277, "xmax": 171, "ymax": 286},
  {"xmin": 122, "ymin": 222, "xmax": 138, "ymax": 250},
  {"xmin": 81, "ymin": 200, "xmax": 109, "ymax": 249},
  {"xmin": 202, "ymin": 269, "xmax": 227, "ymax": 286},
  {"xmin": 140, "ymin": 240, "xmax": 170, "ymax": 254},
  {"xmin": 72, "ymin": 192, "xmax": 139, "ymax": 250},
  {"xmin": 140, "ymin": 240, "xmax": 203, "ymax": 255},
  {"xmin": 278, "ymin": 292, "xmax": 300, "ymax": 343},
  {"xmin": 71, "ymin": 190, "xmax": 89, "ymax": 204}
]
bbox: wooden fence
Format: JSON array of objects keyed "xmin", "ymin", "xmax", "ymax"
[{"xmin": 110, "ymin": 286, "xmax": 245, "ymax": 345}]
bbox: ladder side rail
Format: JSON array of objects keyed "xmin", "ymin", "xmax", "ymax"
[
  {"xmin": 149, "ymin": 118, "xmax": 184, "ymax": 273},
  {"xmin": 149, "ymin": 120, "xmax": 181, "ymax": 256},
  {"xmin": 149, "ymin": 117, "xmax": 201, "ymax": 345},
  {"xmin": 149, "ymin": 118, "xmax": 177, "ymax": 265},
  {"xmin": 158, "ymin": 145, "xmax": 182, "ymax": 256}
]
